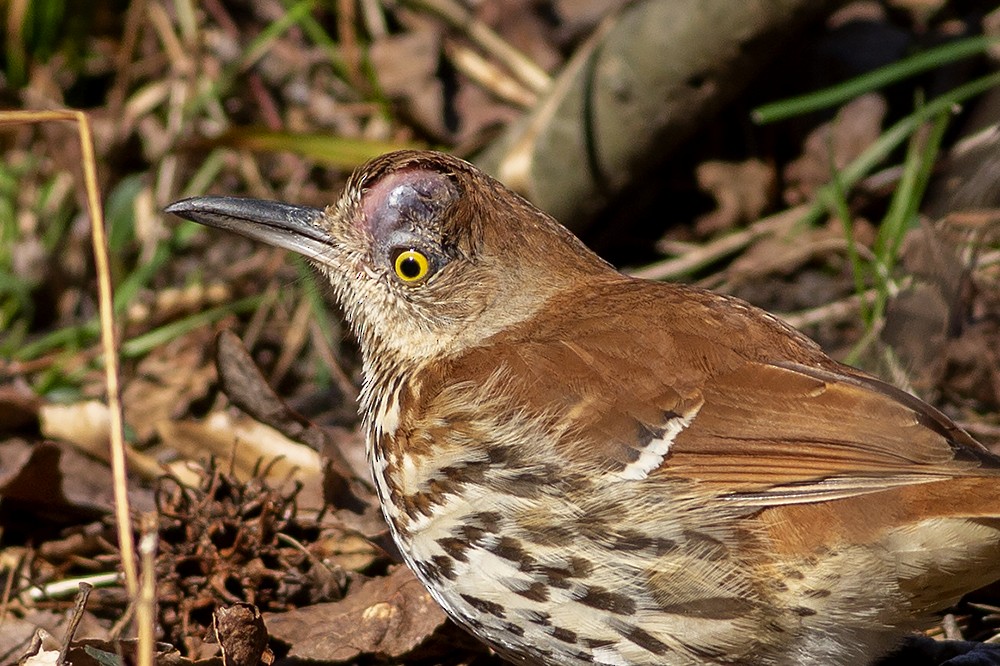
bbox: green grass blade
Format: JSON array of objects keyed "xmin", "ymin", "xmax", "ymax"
[
  {"xmin": 753, "ymin": 35, "xmax": 999, "ymax": 124},
  {"xmin": 800, "ymin": 71, "xmax": 1000, "ymax": 229},
  {"xmin": 217, "ymin": 128, "xmax": 423, "ymax": 168}
]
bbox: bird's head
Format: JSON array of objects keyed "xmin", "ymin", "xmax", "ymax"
[{"xmin": 166, "ymin": 150, "xmax": 609, "ymax": 365}]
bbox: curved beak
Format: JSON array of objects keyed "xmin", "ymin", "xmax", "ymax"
[{"xmin": 165, "ymin": 196, "xmax": 331, "ymax": 259}]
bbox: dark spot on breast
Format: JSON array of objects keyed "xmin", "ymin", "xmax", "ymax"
[
  {"xmin": 441, "ymin": 462, "xmax": 488, "ymax": 484},
  {"xmin": 523, "ymin": 609, "xmax": 551, "ymax": 627},
  {"xmin": 514, "ymin": 581, "xmax": 550, "ymax": 602},
  {"xmin": 414, "ymin": 559, "xmax": 439, "ymax": 583},
  {"xmin": 472, "ymin": 511, "xmax": 502, "ymax": 532},
  {"xmin": 486, "ymin": 446, "xmax": 510, "ymax": 464},
  {"xmin": 613, "ymin": 530, "xmax": 677, "ymax": 555},
  {"xmin": 795, "ymin": 606, "xmax": 818, "ymax": 617},
  {"xmin": 427, "ymin": 478, "xmax": 454, "ymax": 499},
  {"xmin": 658, "ymin": 597, "xmax": 754, "ymax": 620},
  {"xmin": 682, "ymin": 530, "xmax": 728, "ymax": 560},
  {"xmin": 503, "ymin": 472, "xmax": 548, "ymax": 497},
  {"xmin": 490, "ymin": 536, "xmax": 531, "ymax": 565},
  {"xmin": 437, "ymin": 537, "xmax": 469, "ymax": 562},
  {"xmin": 459, "ymin": 524, "xmax": 488, "ymax": 544},
  {"xmin": 405, "ymin": 491, "xmax": 435, "ymax": 520},
  {"xmin": 520, "ymin": 522, "xmax": 575, "ymax": 547},
  {"xmin": 504, "ymin": 622, "xmax": 525, "ymax": 637},
  {"xmin": 461, "ymin": 594, "xmax": 506, "ymax": 619},
  {"xmin": 524, "ymin": 556, "xmax": 593, "ymax": 588},
  {"xmin": 806, "ymin": 588, "xmax": 831, "ymax": 598},
  {"xmin": 430, "ymin": 554, "xmax": 456, "ymax": 581},
  {"xmin": 536, "ymin": 567, "xmax": 571, "ymax": 589},
  {"xmin": 575, "ymin": 585, "xmax": 636, "ymax": 615},
  {"xmin": 619, "ymin": 625, "xmax": 669, "ymax": 655},
  {"xmin": 583, "ymin": 637, "xmax": 616, "ymax": 649},
  {"xmin": 567, "ymin": 556, "xmax": 594, "ymax": 578},
  {"xmin": 550, "ymin": 626, "xmax": 578, "ymax": 644}
]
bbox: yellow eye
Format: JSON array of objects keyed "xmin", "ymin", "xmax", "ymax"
[{"xmin": 393, "ymin": 249, "xmax": 430, "ymax": 282}]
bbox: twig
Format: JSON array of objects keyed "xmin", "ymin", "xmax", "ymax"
[
  {"xmin": 628, "ymin": 208, "xmax": 805, "ymax": 281},
  {"xmin": 445, "ymin": 39, "xmax": 537, "ymax": 108},
  {"xmin": 0, "ymin": 110, "xmax": 139, "ymax": 597},
  {"xmin": 56, "ymin": 583, "xmax": 93, "ymax": 666},
  {"xmin": 0, "ymin": 549, "xmax": 27, "ymax": 625},
  {"xmin": 777, "ymin": 289, "xmax": 879, "ymax": 330},
  {"xmin": 337, "ymin": 0, "xmax": 367, "ymax": 92},
  {"xmin": 79, "ymin": 112, "xmax": 140, "ymax": 600},
  {"xmin": 137, "ymin": 513, "xmax": 158, "ymax": 666},
  {"xmin": 403, "ymin": 0, "xmax": 550, "ymax": 94},
  {"xmin": 24, "ymin": 573, "xmax": 120, "ymax": 601},
  {"xmin": 106, "ymin": 0, "xmax": 148, "ymax": 117}
]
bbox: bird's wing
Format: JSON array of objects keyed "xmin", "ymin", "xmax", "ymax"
[{"xmin": 474, "ymin": 280, "xmax": 999, "ymax": 507}]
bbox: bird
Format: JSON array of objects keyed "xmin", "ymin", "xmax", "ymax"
[{"xmin": 166, "ymin": 150, "xmax": 1000, "ymax": 666}]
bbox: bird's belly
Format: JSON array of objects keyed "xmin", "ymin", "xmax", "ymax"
[
  {"xmin": 387, "ymin": 489, "xmax": 922, "ymax": 666},
  {"xmin": 396, "ymin": 493, "xmax": 679, "ymax": 666}
]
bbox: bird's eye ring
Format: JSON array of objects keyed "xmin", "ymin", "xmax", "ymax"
[{"xmin": 393, "ymin": 249, "xmax": 430, "ymax": 283}]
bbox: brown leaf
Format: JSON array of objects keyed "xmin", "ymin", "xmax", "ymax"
[
  {"xmin": 784, "ymin": 93, "xmax": 887, "ymax": 205},
  {"xmin": 215, "ymin": 331, "xmax": 374, "ymax": 514},
  {"xmin": 695, "ymin": 159, "xmax": 776, "ymax": 236},
  {"xmin": 0, "ymin": 381, "xmax": 42, "ymax": 433},
  {"xmin": 64, "ymin": 638, "xmax": 201, "ymax": 666},
  {"xmin": 0, "ymin": 439, "xmax": 151, "ymax": 522},
  {"xmin": 214, "ymin": 603, "xmax": 272, "ymax": 666},
  {"xmin": 369, "ymin": 31, "xmax": 449, "ymax": 140},
  {"xmin": 121, "ymin": 327, "xmax": 217, "ymax": 443},
  {"xmin": 265, "ymin": 566, "xmax": 447, "ymax": 662}
]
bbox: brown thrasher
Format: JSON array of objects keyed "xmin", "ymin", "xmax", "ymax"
[{"xmin": 167, "ymin": 150, "xmax": 1000, "ymax": 666}]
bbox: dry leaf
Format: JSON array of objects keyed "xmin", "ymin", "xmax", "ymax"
[
  {"xmin": 369, "ymin": 31, "xmax": 449, "ymax": 140},
  {"xmin": 215, "ymin": 330, "xmax": 373, "ymax": 514},
  {"xmin": 265, "ymin": 565, "xmax": 447, "ymax": 662},
  {"xmin": 38, "ymin": 400, "xmax": 165, "ymax": 480},
  {"xmin": 39, "ymin": 401, "xmax": 110, "ymax": 453},
  {"xmin": 156, "ymin": 412, "xmax": 325, "ymax": 509},
  {"xmin": 0, "ymin": 439, "xmax": 155, "ymax": 521},
  {"xmin": 695, "ymin": 159, "xmax": 776, "ymax": 235},
  {"xmin": 121, "ymin": 328, "xmax": 217, "ymax": 442},
  {"xmin": 214, "ymin": 603, "xmax": 272, "ymax": 666},
  {"xmin": 784, "ymin": 93, "xmax": 887, "ymax": 205},
  {"xmin": 0, "ymin": 380, "xmax": 42, "ymax": 432}
]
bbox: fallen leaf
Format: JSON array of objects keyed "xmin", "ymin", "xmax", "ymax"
[
  {"xmin": 0, "ymin": 440, "xmax": 120, "ymax": 522},
  {"xmin": 265, "ymin": 565, "xmax": 447, "ymax": 662},
  {"xmin": 215, "ymin": 331, "xmax": 373, "ymax": 514},
  {"xmin": 38, "ymin": 401, "xmax": 166, "ymax": 481},
  {"xmin": 784, "ymin": 93, "xmax": 887, "ymax": 205},
  {"xmin": 0, "ymin": 380, "xmax": 42, "ymax": 433},
  {"xmin": 695, "ymin": 159, "xmax": 776, "ymax": 235},
  {"xmin": 156, "ymin": 412, "xmax": 322, "ymax": 482},
  {"xmin": 121, "ymin": 327, "xmax": 217, "ymax": 443},
  {"xmin": 214, "ymin": 603, "xmax": 272, "ymax": 666},
  {"xmin": 38, "ymin": 401, "xmax": 110, "ymax": 454},
  {"xmin": 369, "ymin": 31, "xmax": 449, "ymax": 140}
]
